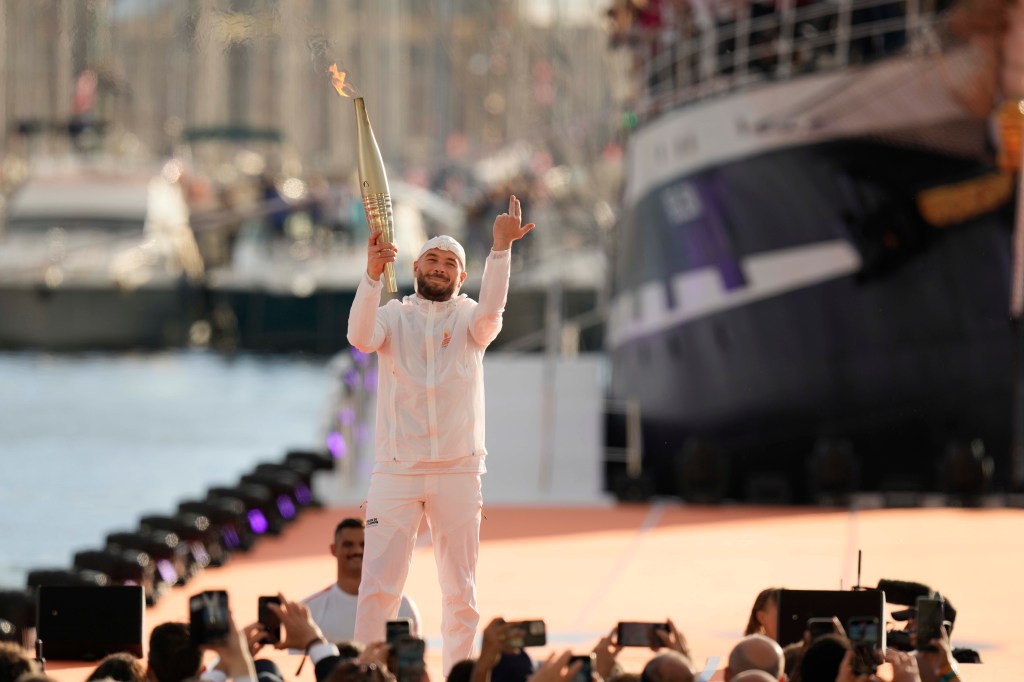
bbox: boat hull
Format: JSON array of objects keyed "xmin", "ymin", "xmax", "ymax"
[
  {"xmin": 610, "ymin": 125, "xmax": 1016, "ymax": 499},
  {"xmin": 0, "ymin": 283, "xmax": 199, "ymax": 350}
]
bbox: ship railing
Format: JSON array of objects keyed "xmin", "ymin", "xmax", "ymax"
[{"xmin": 626, "ymin": 0, "xmax": 952, "ymax": 117}]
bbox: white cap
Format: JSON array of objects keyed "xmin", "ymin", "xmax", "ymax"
[{"xmin": 418, "ymin": 235, "xmax": 466, "ymax": 269}]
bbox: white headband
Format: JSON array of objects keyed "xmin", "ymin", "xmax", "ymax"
[{"xmin": 418, "ymin": 235, "xmax": 466, "ymax": 268}]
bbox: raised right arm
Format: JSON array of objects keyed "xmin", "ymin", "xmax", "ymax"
[{"xmin": 347, "ymin": 272, "xmax": 388, "ymax": 352}]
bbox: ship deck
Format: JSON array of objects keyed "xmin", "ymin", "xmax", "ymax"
[{"xmin": 45, "ymin": 503, "xmax": 1023, "ymax": 682}]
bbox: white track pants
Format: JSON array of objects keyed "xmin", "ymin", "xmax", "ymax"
[{"xmin": 354, "ymin": 472, "xmax": 482, "ymax": 675}]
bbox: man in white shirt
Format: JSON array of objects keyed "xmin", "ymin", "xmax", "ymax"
[
  {"xmin": 303, "ymin": 517, "xmax": 420, "ymax": 643},
  {"xmin": 347, "ymin": 195, "xmax": 535, "ymax": 675}
]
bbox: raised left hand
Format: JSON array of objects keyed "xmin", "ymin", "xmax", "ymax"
[{"xmin": 492, "ymin": 195, "xmax": 536, "ymax": 251}]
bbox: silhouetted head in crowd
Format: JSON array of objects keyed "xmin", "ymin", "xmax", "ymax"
[
  {"xmin": 744, "ymin": 588, "xmax": 780, "ymax": 640},
  {"xmin": 446, "ymin": 659, "xmax": 475, "ymax": 682},
  {"xmin": 146, "ymin": 623, "xmax": 201, "ymax": 682},
  {"xmin": 730, "ymin": 672, "xmax": 777, "ymax": 682},
  {"xmin": 88, "ymin": 652, "xmax": 147, "ymax": 682},
  {"xmin": 640, "ymin": 651, "xmax": 695, "ymax": 682},
  {"xmin": 0, "ymin": 641, "xmax": 36, "ymax": 682},
  {"xmin": 780, "ymin": 643, "xmax": 802, "ymax": 678},
  {"xmin": 491, "ymin": 650, "xmax": 534, "ymax": 682},
  {"xmin": 326, "ymin": 661, "xmax": 395, "ymax": 682},
  {"xmin": 797, "ymin": 634, "xmax": 847, "ymax": 682},
  {"xmin": 726, "ymin": 634, "xmax": 785, "ymax": 681}
]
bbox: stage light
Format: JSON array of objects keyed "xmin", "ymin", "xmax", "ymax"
[
  {"xmin": 255, "ymin": 459, "xmax": 317, "ymax": 505},
  {"xmin": 140, "ymin": 512, "xmax": 225, "ymax": 574},
  {"xmin": 72, "ymin": 549, "xmax": 158, "ymax": 606},
  {"xmin": 285, "ymin": 448, "xmax": 335, "ymax": 473},
  {"xmin": 326, "ymin": 431, "xmax": 348, "ymax": 460},
  {"xmin": 106, "ymin": 530, "xmax": 190, "ymax": 591},
  {"xmin": 26, "ymin": 568, "xmax": 109, "ymax": 590},
  {"xmin": 240, "ymin": 470, "xmax": 309, "ymax": 521},
  {"xmin": 178, "ymin": 497, "xmax": 253, "ymax": 554},
  {"xmin": 207, "ymin": 483, "xmax": 285, "ymax": 536},
  {"xmin": 0, "ymin": 589, "xmax": 35, "ymax": 649}
]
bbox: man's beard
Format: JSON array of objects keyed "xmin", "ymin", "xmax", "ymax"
[{"xmin": 416, "ymin": 271, "xmax": 458, "ymax": 301}]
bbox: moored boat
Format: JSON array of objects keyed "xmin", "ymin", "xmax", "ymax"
[{"xmin": 605, "ymin": 0, "xmax": 1021, "ymax": 500}]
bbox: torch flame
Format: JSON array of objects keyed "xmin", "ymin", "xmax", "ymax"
[{"xmin": 329, "ymin": 63, "xmax": 358, "ymax": 98}]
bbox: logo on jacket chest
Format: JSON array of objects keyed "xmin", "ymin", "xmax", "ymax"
[{"xmin": 440, "ymin": 329, "xmax": 451, "ymax": 349}]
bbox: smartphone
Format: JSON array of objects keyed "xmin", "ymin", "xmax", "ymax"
[
  {"xmin": 569, "ymin": 654, "xmax": 594, "ymax": 682},
  {"xmin": 847, "ymin": 616, "xmax": 880, "ymax": 675},
  {"xmin": 806, "ymin": 617, "xmax": 835, "ymax": 642},
  {"xmin": 616, "ymin": 621, "xmax": 669, "ymax": 648},
  {"xmin": 387, "ymin": 618, "xmax": 413, "ymax": 646},
  {"xmin": 393, "ymin": 635, "xmax": 426, "ymax": 682},
  {"xmin": 189, "ymin": 590, "xmax": 230, "ymax": 645},
  {"xmin": 505, "ymin": 620, "xmax": 546, "ymax": 648},
  {"xmin": 258, "ymin": 596, "xmax": 281, "ymax": 644},
  {"xmin": 915, "ymin": 597, "xmax": 944, "ymax": 651}
]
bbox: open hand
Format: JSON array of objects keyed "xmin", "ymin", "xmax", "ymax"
[{"xmin": 492, "ymin": 195, "xmax": 536, "ymax": 251}]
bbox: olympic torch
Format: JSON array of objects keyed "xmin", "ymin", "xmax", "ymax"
[
  {"xmin": 353, "ymin": 97, "xmax": 397, "ymax": 292},
  {"xmin": 328, "ymin": 64, "xmax": 397, "ymax": 293}
]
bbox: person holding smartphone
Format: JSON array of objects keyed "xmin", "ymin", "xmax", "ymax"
[
  {"xmin": 916, "ymin": 628, "xmax": 962, "ymax": 682},
  {"xmin": 472, "ymin": 617, "xmax": 537, "ymax": 682},
  {"xmin": 348, "ymin": 195, "xmax": 536, "ymax": 675}
]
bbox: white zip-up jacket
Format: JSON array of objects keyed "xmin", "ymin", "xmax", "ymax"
[{"xmin": 347, "ymin": 248, "xmax": 511, "ymax": 471}]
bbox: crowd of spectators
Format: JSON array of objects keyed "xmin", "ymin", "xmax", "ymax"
[
  {"xmin": 0, "ymin": 546, "xmax": 977, "ymax": 682},
  {"xmin": 0, "ymin": 589, "xmax": 973, "ymax": 682},
  {"xmin": 604, "ymin": 0, "xmax": 959, "ymax": 101}
]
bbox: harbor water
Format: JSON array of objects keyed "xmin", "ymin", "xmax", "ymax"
[{"xmin": 0, "ymin": 350, "xmax": 334, "ymax": 589}]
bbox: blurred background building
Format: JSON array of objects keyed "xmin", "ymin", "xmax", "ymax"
[
  {"xmin": 0, "ymin": 0, "xmax": 623, "ymax": 204},
  {"xmin": 0, "ymin": 0, "xmax": 625, "ymax": 355}
]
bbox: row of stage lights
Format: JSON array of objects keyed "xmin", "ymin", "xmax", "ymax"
[{"xmin": 0, "ymin": 449, "xmax": 336, "ymax": 647}]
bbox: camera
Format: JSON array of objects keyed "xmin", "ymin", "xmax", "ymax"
[
  {"xmin": 616, "ymin": 622, "xmax": 670, "ymax": 648},
  {"xmin": 505, "ymin": 620, "xmax": 546, "ymax": 648},
  {"xmin": 257, "ymin": 596, "xmax": 281, "ymax": 644},
  {"xmin": 392, "ymin": 635, "xmax": 425, "ymax": 682},
  {"xmin": 189, "ymin": 590, "xmax": 230, "ymax": 646},
  {"xmin": 847, "ymin": 616, "xmax": 880, "ymax": 676},
  {"xmin": 387, "ymin": 619, "xmax": 413, "ymax": 646},
  {"xmin": 569, "ymin": 654, "xmax": 594, "ymax": 682}
]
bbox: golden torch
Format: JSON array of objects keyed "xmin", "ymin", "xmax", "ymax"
[
  {"xmin": 354, "ymin": 97, "xmax": 397, "ymax": 292},
  {"xmin": 329, "ymin": 64, "xmax": 397, "ymax": 292}
]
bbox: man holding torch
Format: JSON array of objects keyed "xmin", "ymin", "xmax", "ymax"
[{"xmin": 347, "ymin": 195, "xmax": 535, "ymax": 674}]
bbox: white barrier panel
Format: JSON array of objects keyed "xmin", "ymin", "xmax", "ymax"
[
  {"xmin": 319, "ymin": 354, "xmax": 611, "ymax": 506},
  {"xmin": 482, "ymin": 354, "xmax": 609, "ymax": 504}
]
